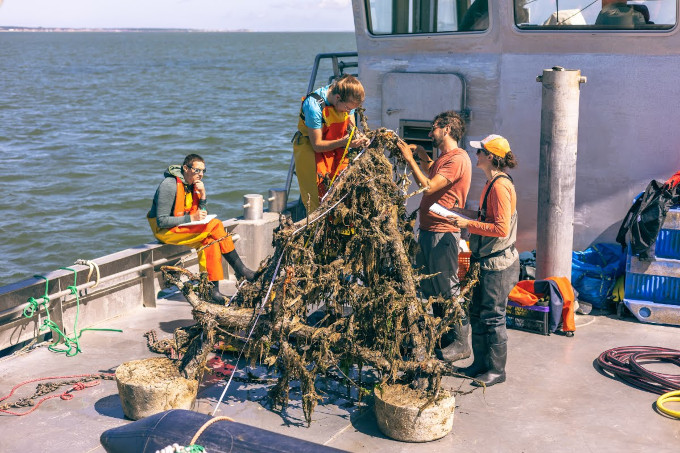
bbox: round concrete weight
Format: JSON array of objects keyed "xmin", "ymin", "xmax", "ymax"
[
  {"xmin": 374, "ymin": 384, "xmax": 455, "ymax": 442},
  {"xmin": 115, "ymin": 357, "xmax": 198, "ymax": 420}
]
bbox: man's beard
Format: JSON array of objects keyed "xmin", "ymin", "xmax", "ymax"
[{"xmin": 432, "ymin": 135, "xmax": 443, "ymax": 149}]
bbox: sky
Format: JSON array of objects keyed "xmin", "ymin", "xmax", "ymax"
[{"xmin": 0, "ymin": 0, "xmax": 356, "ymax": 31}]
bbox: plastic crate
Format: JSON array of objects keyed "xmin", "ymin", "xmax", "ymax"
[
  {"xmin": 655, "ymin": 229, "xmax": 680, "ymax": 259},
  {"xmin": 624, "ymin": 272, "xmax": 680, "ymax": 306},
  {"xmin": 650, "ymin": 206, "xmax": 680, "ymax": 259},
  {"xmin": 506, "ymin": 300, "xmax": 550, "ymax": 335},
  {"xmin": 458, "ymin": 252, "xmax": 471, "ymax": 281}
]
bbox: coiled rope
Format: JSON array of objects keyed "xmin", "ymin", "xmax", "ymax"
[
  {"xmin": 0, "ymin": 373, "xmax": 114, "ymax": 416},
  {"xmin": 74, "ymin": 259, "xmax": 100, "ymax": 288},
  {"xmin": 597, "ymin": 346, "xmax": 680, "ymax": 394},
  {"xmin": 23, "ymin": 269, "xmax": 122, "ymax": 357}
]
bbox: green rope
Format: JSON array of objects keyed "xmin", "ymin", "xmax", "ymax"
[
  {"xmin": 158, "ymin": 445, "xmax": 205, "ymax": 452},
  {"xmin": 23, "ymin": 270, "xmax": 122, "ymax": 357},
  {"xmin": 23, "ymin": 275, "xmax": 51, "ymax": 327}
]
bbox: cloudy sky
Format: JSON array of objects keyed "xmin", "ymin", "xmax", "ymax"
[{"xmin": 0, "ymin": 0, "xmax": 356, "ymax": 31}]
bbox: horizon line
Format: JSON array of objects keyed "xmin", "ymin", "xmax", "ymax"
[{"xmin": 0, "ymin": 26, "xmax": 355, "ymax": 33}]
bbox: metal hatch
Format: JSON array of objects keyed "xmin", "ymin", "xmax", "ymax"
[{"xmin": 381, "ymin": 72, "xmax": 468, "ymax": 140}]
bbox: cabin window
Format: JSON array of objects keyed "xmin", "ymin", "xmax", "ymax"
[
  {"xmin": 515, "ymin": 0, "xmax": 676, "ymax": 30},
  {"xmin": 365, "ymin": 0, "xmax": 489, "ymax": 34}
]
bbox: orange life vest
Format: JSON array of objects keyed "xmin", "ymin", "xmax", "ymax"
[
  {"xmin": 173, "ymin": 177, "xmax": 199, "ymax": 217},
  {"xmin": 297, "ymin": 93, "xmax": 351, "ymax": 197}
]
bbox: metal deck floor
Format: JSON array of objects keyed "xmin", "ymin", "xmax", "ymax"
[{"xmin": 1, "ymin": 294, "xmax": 678, "ymax": 453}]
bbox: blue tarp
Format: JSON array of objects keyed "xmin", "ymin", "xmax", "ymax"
[{"xmin": 571, "ymin": 243, "xmax": 626, "ymax": 308}]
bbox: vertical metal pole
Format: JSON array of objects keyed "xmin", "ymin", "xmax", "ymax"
[
  {"xmin": 141, "ymin": 249, "xmax": 157, "ymax": 308},
  {"xmin": 535, "ymin": 67, "xmax": 587, "ymax": 281}
]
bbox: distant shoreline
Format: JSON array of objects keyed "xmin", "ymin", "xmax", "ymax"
[
  {"xmin": 0, "ymin": 27, "xmax": 353, "ymax": 33},
  {"xmin": 0, "ymin": 27, "xmax": 253, "ymax": 32}
]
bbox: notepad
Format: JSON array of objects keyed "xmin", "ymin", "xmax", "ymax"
[
  {"xmin": 429, "ymin": 203, "xmax": 473, "ymax": 220},
  {"xmin": 178, "ymin": 214, "xmax": 216, "ymax": 226}
]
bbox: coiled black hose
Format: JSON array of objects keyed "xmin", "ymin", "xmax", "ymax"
[{"xmin": 597, "ymin": 346, "xmax": 680, "ymax": 394}]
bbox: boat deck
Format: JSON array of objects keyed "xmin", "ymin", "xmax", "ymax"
[{"xmin": 1, "ymin": 292, "xmax": 678, "ymax": 453}]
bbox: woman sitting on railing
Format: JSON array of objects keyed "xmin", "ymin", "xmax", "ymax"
[{"xmin": 147, "ymin": 153, "xmax": 255, "ymax": 303}]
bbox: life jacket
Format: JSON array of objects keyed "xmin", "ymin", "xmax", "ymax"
[
  {"xmin": 297, "ymin": 92, "xmax": 324, "ymax": 136},
  {"xmin": 470, "ymin": 174, "xmax": 517, "ymax": 264},
  {"xmin": 296, "ymin": 91, "xmax": 351, "ymax": 197},
  {"xmin": 508, "ymin": 277, "xmax": 575, "ymax": 333},
  {"xmin": 173, "ymin": 177, "xmax": 199, "ymax": 217}
]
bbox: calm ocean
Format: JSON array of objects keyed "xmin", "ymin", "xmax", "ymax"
[{"xmin": 0, "ymin": 32, "xmax": 357, "ymax": 286}]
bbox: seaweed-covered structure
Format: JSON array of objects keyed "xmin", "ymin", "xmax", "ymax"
[{"xmin": 159, "ymin": 125, "xmax": 478, "ymax": 425}]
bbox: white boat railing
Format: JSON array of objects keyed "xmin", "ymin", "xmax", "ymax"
[{"xmin": 0, "ymin": 212, "xmax": 283, "ymax": 354}]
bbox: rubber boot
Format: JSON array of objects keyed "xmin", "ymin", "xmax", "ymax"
[
  {"xmin": 223, "ymin": 250, "xmax": 255, "ymax": 282},
  {"xmin": 471, "ymin": 341, "xmax": 507, "ymax": 387},
  {"xmin": 210, "ymin": 281, "xmax": 228, "ymax": 304},
  {"xmin": 457, "ymin": 333, "xmax": 488, "ymax": 378},
  {"xmin": 435, "ymin": 318, "xmax": 471, "ymax": 362}
]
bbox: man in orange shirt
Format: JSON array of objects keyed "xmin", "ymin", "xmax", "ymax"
[{"xmin": 397, "ymin": 111, "xmax": 472, "ymax": 363}]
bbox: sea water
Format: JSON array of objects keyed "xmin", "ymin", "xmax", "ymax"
[{"xmin": 0, "ymin": 32, "xmax": 356, "ymax": 285}]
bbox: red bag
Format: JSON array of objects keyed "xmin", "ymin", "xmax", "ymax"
[{"xmin": 664, "ymin": 170, "xmax": 680, "ymax": 189}]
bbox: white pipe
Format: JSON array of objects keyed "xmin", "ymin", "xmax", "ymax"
[{"xmin": 535, "ymin": 67, "xmax": 587, "ymax": 280}]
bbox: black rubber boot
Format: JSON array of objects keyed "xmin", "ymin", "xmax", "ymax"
[
  {"xmin": 435, "ymin": 317, "xmax": 471, "ymax": 363},
  {"xmin": 210, "ymin": 281, "xmax": 228, "ymax": 304},
  {"xmin": 457, "ymin": 333, "xmax": 488, "ymax": 378},
  {"xmin": 223, "ymin": 250, "xmax": 255, "ymax": 282},
  {"xmin": 471, "ymin": 341, "xmax": 507, "ymax": 387}
]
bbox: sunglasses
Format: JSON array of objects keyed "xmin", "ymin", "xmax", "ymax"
[{"xmin": 188, "ymin": 166, "xmax": 206, "ymax": 175}]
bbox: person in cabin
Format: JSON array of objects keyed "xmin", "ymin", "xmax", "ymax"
[
  {"xmin": 459, "ymin": 0, "xmax": 489, "ymax": 31},
  {"xmin": 447, "ymin": 135, "xmax": 519, "ymax": 387},
  {"xmin": 292, "ymin": 74, "xmax": 370, "ymax": 214},
  {"xmin": 147, "ymin": 154, "xmax": 255, "ymax": 303},
  {"xmin": 596, "ymin": 0, "xmax": 647, "ymax": 27},
  {"xmin": 396, "ymin": 111, "xmax": 472, "ymax": 364}
]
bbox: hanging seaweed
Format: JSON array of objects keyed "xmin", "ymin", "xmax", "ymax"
[{"xmin": 159, "ymin": 117, "xmax": 479, "ymax": 426}]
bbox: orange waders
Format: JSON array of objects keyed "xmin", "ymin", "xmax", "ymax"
[
  {"xmin": 295, "ymin": 94, "xmax": 351, "ymax": 210},
  {"xmin": 148, "ymin": 177, "xmax": 234, "ymax": 281}
]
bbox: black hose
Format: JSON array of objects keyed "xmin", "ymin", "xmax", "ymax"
[{"xmin": 596, "ymin": 346, "xmax": 680, "ymax": 394}]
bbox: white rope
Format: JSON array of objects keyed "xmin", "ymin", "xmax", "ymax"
[
  {"xmin": 320, "ymin": 137, "xmax": 374, "ymax": 204},
  {"xmin": 211, "ymin": 251, "xmax": 285, "ymax": 416},
  {"xmin": 405, "ymin": 185, "xmax": 429, "ymax": 200},
  {"xmin": 211, "ymin": 180, "xmax": 353, "ymax": 413},
  {"xmin": 74, "ymin": 259, "xmax": 100, "ymax": 288},
  {"xmin": 292, "ymin": 192, "xmax": 350, "ymax": 237},
  {"xmin": 225, "ymin": 279, "xmax": 246, "ymax": 307},
  {"xmin": 211, "ymin": 141, "xmax": 379, "ymax": 415}
]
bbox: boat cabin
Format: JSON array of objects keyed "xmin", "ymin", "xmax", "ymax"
[{"xmin": 347, "ymin": 0, "xmax": 680, "ymax": 250}]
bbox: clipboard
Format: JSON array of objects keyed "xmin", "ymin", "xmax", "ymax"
[
  {"xmin": 178, "ymin": 214, "xmax": 216, "ymax": 226},
  {"xmin": 429, "ymin": 203, "xmax": 474, "ymax": 220}
]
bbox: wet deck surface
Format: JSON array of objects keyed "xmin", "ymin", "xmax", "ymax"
[{"xmin": 1, "ymin": 293, "xmax": 679, "ymax": 453}]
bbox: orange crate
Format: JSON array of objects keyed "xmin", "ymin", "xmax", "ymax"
[{"xmin": 458, "ymin": 252, "xmax": 471, "ymax": 280}]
